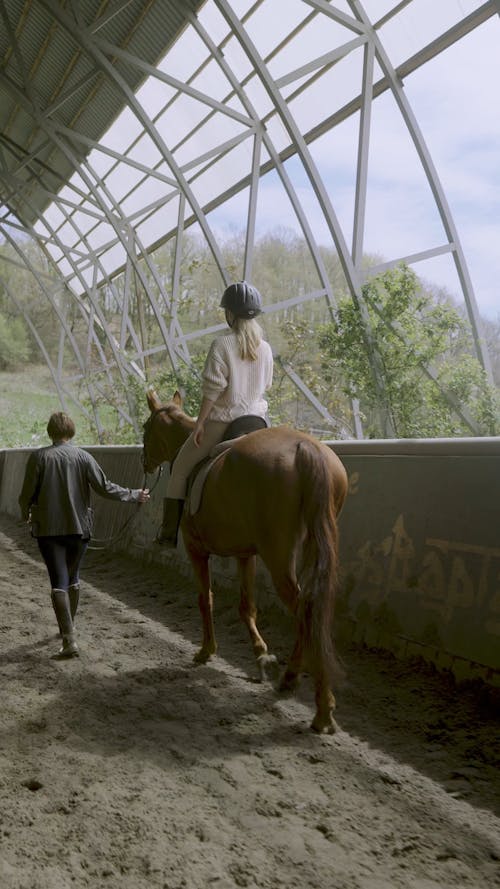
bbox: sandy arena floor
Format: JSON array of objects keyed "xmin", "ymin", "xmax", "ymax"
[{"xmin": 0, "ymin": 513, "xmax": 499, "ymax": 889}]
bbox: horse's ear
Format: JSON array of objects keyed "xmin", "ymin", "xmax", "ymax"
[
  {"xmin": 146, "ymin": 388, "xmax": 162, "ymax": 411},
  {"xmin": 173, "ymin": 390, "xmax": 183, "ymax": 406}
]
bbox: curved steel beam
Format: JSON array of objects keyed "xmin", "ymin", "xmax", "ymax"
[
  {"xmin": 0, "ymin": 223, "xmax": 105, "ymax": 435},
  {"xmin": 348, "ymin": 0, "xmax": 493, "ymax": 383},
  {"xmin": 213, "ymin": 0, "xmax": 394, "ymax": 436},
  {"xmin": 36, "ymin": 0, "xmax": 231, "ymax": 289},
  {"xmin": 0, "ymin": 67, "xmax": 185, "ymax": 380},
  {"xmin": 0, "ymin": 271, "xmax": 70, "ymax": 411}
]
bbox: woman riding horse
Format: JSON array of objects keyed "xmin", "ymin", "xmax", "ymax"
[{"xmin": 156, "ymin": 281, "xmax": 273, "ymax": 547}]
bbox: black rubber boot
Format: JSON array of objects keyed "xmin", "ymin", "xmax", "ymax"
[
  {"xmin": 51, "ymin": 589, "xmax": 64, "ymax": 637},
  {"xmin": 68, "ymin": 583, "xmax": 80, "ymax": 622},
  {"xmin": 51, "ymin": 589, "xmax": 79, "ymax": 658},
  {"xmin": 156, "ymin": 498, "xmax": 184, "ymax": 548}
]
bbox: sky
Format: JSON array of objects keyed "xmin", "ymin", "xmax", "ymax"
[
  {"xmin": 203, "ymin": 1, "xmax": 500, "ymax": 321},
  {"xmin": 403, "ymin": 13, "xmax": 500, "ymax": 321},
  {"xmin": 31, "ymin": 0, "xmax": 500, "ymax": 324}
]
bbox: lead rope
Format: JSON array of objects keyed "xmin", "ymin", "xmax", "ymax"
[{"xmin": 88, "ymin": 466, "xmax": 163, "ymax": 551}]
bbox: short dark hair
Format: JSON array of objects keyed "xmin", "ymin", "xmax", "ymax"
[{"xmin": 47, "ymin": 412, "xmax": 75, "ymax": 440}]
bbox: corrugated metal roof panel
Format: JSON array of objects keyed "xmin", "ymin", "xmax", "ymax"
[{"xmin": 0, "ymin": 0, "xmax": 205, "ymax": 226}]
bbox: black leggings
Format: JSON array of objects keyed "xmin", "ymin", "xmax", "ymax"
[{"xmin": 37, "ymin": 535, "xmax": 89, "ymax": 591}]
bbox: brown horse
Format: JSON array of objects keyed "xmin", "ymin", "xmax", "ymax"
[{"xmin": 143, "ymin": 389, "xmax": 348, "ymax": 733}]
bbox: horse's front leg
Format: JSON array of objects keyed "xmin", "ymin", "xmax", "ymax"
[
  {"xmin": 237, "ymin": 555, "xmax": 278, "ymax": 682},
  {"xmin": 186, "ymin": 546, "xmax": 217, "ymax": 664}
]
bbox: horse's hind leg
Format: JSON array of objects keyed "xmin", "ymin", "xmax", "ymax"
[
  {"xmin": 186, "ymin": 548, "xmax": 217, "ymax": 664},
  {"xmin": 273, "ymin": 572, "xmax": 336, "ymax": 732},
  {"xmin": 267, "ymin": 566, "xmax": 304, "ymax": 692},
  {"xmin": 269, "ymin": 562, "xmax": 337, "ymax": 732},
  {"xmin": 237, "ymin": 556, "xmax": 278, "ymax": 682},
  {"xmin": 279, "ymin": 635, "xmax": 304, "ymax": 693}
]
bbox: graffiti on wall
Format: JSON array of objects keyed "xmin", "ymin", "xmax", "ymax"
[
  {"xmin": 421, "ymin": 537, "xmax": 500, "ymax": 636},
  {"xmin": 343, "ymin": 512, "xmax": 500, "ymax": 641}
]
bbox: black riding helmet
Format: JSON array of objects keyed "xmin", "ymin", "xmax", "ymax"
[{"xmin": 220, "ymin": 281, "xmax": 263, "ymax": 319}]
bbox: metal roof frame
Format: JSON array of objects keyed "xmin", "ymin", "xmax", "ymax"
[
  {"xmin": 0, "ymin": 0, "xmax": 204, "ymax": 224},
  {"xmin": 0, "ymin": 0, "xmax": 498, "ymax": 441}
]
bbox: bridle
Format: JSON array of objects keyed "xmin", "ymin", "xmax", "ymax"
[{"xmin": 141, "ymin": 405, "xmax": 173, "ymax": 475}]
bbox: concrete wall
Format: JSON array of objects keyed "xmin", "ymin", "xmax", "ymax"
[{"xmin": 1, "ymin": 438, "xmax": 499, "ymax": 685}]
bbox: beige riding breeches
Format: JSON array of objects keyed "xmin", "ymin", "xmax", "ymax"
[{"xmin": 166, "ymin": 420, "xmax": 229, "ymax": 499}]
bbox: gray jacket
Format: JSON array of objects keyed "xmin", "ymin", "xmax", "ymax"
[{"xmin": 19, "ymin": 442, "xmax": 142, "ymax": 537}]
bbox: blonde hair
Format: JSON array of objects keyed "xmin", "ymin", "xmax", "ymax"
[{"xmin": 232, "ymin": 317, "xmax": 264, "ymax": 361}]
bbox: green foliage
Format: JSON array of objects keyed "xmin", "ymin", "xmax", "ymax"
[
  {"xmin": 268, "ymin": 315, "xmax": 353, "ymax": 436},
  {"xmin": 0, "ymin": 366, "xmax": 60, "ymax": 448},
  {"xmin": 0, "ymin": 313, "xmax": 30, "ymax": 369},
  {"xmin": 318, "ymin": 264, "xmax": 499, "ymax": 437},
  {"xmin": 78, "ymin": 355, "xmax": 206, "ymax": 445},
  {"xmin": 2, "ymin": 231, "xmax": 499, "ymax": 444},
  {"xmin": 0, "ymin": 241, "xmax": 62, "ymax": 363}
]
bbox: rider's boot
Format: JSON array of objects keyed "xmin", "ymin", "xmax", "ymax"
[
  {"xmin": 51, "ymin": 589, "xmax": 79, "ymax": 658},
  {"xmin": 156, "ymin": 498, "xmax": 184, "ymax": 548}
]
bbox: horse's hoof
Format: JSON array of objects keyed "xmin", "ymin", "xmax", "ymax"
[
  {"xmin": 278, "ymin": 671, "xmax": 300, "ymax": 694},
  {"xmin": 310, "ymin": 716, "xmax": 338, "ymax": 734},
  {"xmin": 193, "ymin": 649, "xmax": 214, "ymax": 665},
  {"xmin": 256, "ymin": 654, "xmax": 279, "ymax": 682}
]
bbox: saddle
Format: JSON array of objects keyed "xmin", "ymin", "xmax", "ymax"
[{"xmin": 186, "ymin": 415, "xmax": 269, "ymax": 516}]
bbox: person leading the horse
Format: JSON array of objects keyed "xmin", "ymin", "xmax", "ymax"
[
  {"xmin": 157, "ymin": 280, "xmax": 273, "ymax": 548},
  {"xmin": 19, "ymin": 412, "xmax": 150, "ymax": 658}
]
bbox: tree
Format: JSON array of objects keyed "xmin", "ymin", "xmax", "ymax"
[
  {"xmin": 0, "ymin": 313, "xmax": 30, "ymax": 369},
  {"xmin": 78, "ymin": 355, "xmax": 206, "ymax": 445},
  {"xmin": 318, "ymin": 264, "xmax": 499, "ymax": 438}
]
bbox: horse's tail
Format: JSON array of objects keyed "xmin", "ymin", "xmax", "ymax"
[{"xmin": 295, "ymin": 439, "xmax": 343, "ymax": 685}]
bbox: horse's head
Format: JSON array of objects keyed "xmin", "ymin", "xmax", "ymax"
[{"xmin": 142, "ymin": 389, "xmax": 192, "ymax": 473}]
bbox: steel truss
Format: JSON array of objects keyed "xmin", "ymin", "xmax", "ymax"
[{"xmin": 0, "ymin": 0, "xmax": 497, "ymax": 440}]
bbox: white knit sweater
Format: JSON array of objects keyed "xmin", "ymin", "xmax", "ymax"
[{"xmin": 202, "ymin": 331, "xmax": 273, "ymax": 422}]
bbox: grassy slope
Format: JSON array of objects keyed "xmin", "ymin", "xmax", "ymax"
[
  {"xmin": 0, "ymin": 367, "xmax": 140, "ymax": 448},
  {"xmin": 0, "ymin": 366, "xmax": 69, "ymax": 448}
]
